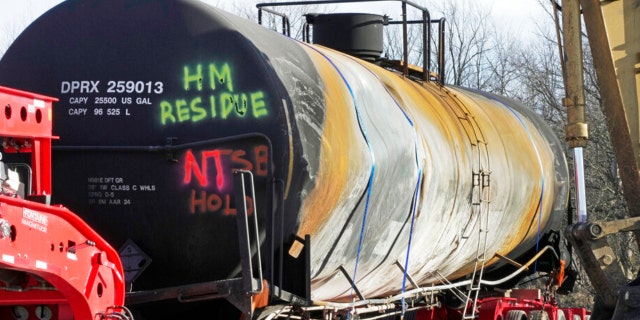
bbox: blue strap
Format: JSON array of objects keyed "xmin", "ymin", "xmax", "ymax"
[{"xmin": 300, "ymin": 44, "xmax": 376, "ymax": 301}]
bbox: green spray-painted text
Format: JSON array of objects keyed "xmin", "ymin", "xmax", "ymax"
[{"xmin": 160, "ymin": 62, "xmax": 268, "ymax": 125}]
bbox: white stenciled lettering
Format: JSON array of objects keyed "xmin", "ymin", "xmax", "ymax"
[
  {"xmin": 61, "ymin": 81, "xmax": 100, "ymax": 94},
  {"xmin": 106, "ymin": 81, "xmax": 163, "ymax": 94},
  {"xmin": 22, "ymin": 208, "xmax": 48, "ymax": 233},
  {"xmin": 69, "ymin": 97, "xmax": 88, "ymax": 104},
  {"xmin": 68, "ymin": 108, "xmax": 87, "ymax": 116}
]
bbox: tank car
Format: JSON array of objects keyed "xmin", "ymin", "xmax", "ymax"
[{"xmin": 0, "ymin": 0, "xmax": 568, "ymax": 318}]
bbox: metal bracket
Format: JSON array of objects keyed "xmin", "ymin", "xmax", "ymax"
[
  {"xmin": 565, "ymin": 217, "xmax": 640, "ymax": 308},
  {"xmin": 394, "ymin": 260, "xmax": 419, "ymax": 289},
  {"xmin": 125, "ymin": 277, "xmax": 256, "ymax": 314},
  {"xmin": 338, "ymin": 265, "xmax": 365, "ymax": 301}
]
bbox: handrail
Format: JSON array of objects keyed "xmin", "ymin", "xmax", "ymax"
[
  {"xmin": 256, "ymin": 0, "xmax": 444, "ymax": 83},
  {"xmin": 234, "ymin": 169, "xmax": 264, "ymax": 295},
  {"xmin": 258, "ymin": 7, "xmax": 291, "ymax": 36}
]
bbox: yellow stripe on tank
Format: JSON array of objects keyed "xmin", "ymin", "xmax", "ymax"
[
  {"xmin": 289, "ymin": 46, "xmax": 368, "ymax": 258},
  {"xmin": 360, "ymin": 61, "xmax": 556, "ymax": 279}
]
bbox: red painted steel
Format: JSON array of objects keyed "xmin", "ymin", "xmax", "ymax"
[
  {"xmin": 416, "ymin": 289, "xmax": 588, "ymax": 320},
  {"xmin": 0, "ymin": 86, "xmax": 126, "ymax": 319},
  {"xmin": 413, "ymin": 289, "xmax": 590, "ymax": 320},
  {"xmin": 0, "ymin": 86, "xmax": 57, "ymax": 195}
]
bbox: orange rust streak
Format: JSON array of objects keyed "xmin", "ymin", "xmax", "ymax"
[
  {"xmin": 291, "ymin": 48, "xmax": 363, "ymax": 255},
  {"xmin": 365, "ymin": 63, "xmax": 555, "ymax": 277},
  {"xmin": 449, "ymin": 86, "xmax": 555, "ymax": 261}
]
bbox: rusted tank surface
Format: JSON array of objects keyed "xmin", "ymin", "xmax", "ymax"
[
  {"xmin": 0, "ymin": 0, "xmax": 568, "ymax": 314},
  {"xmin": 296, "ymin": 46, "xmax": 568, "ymax": 300}
]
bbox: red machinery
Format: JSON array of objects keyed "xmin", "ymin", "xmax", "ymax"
[
  {"xmin": 414, "ymin": 290, "xmax": 589, "ymax": 320},
  {"xmin": 0, "ymin": 86, "xmax": 127, "ymax": 320}
]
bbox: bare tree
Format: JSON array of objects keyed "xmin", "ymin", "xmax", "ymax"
[
  {"xmin": 210, "ymin": 0, "xmax": 334, "ymax": 41},
  {"xmin": 513, "ymin": 39, "xmax": 566, "ymax": 131},
  {"xmin": 0, "ymin": 15, "xmax": 33, "ymax": 59},
  {"xmin": 513, "ymin": 2, "xmax": 639, "ymax": 309},
  {"xmin": 434, "ymin": 0, "xmax": 493, "ymax": 87},
  {"xmin": 483, "ymin": 29, "xmax": 521, "ymax": 96}
]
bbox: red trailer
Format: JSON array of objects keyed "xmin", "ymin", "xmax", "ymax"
[{"xmin": 0, "ymin": 86, "xmax": 127, "ymax": 320}]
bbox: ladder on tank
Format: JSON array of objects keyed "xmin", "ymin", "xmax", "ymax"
[
  {"xmin": 462, "ymin": 168, "xmax": 491, "ymax": 319},
  {"xmin": 442, "ymin": 90, "xmax": 492, "ymax": 319}
]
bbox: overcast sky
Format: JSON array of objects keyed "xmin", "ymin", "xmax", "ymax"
[{"xmin": 0, "ymin": 0, "xmax": 547, "ymax": 57}]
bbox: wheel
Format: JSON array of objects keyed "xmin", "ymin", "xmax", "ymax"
[
  {"xmin": 529, "ymin": 310, "xmax": 550, "ymax": 320},
  {"xmin": 506, "ymin": 310, "xmax": 527, "ymax": 320}
]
